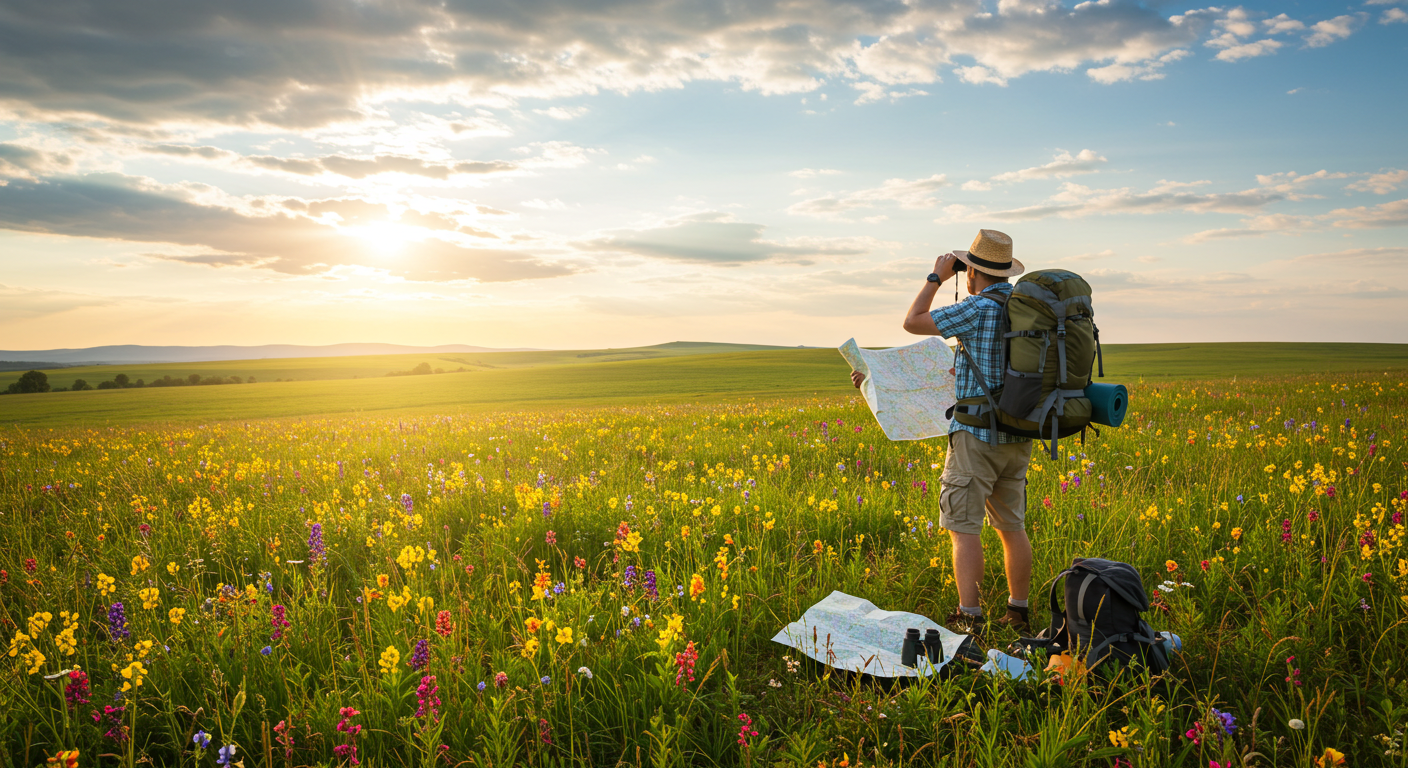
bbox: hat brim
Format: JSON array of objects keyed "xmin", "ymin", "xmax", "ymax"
[{"xmin": 952, "ymin": 250, "xmax": 1025, "ymax": 277}]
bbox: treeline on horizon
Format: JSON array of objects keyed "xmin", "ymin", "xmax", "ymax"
[{"xmin": 2, "ymin": 370, "xmax": 265, "ymax": 395}]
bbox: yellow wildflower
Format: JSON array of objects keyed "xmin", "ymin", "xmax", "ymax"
[
  {"xmin": 378, "ymin": 646, "xmax": 400, "ymax": 675},
  {"xmin": 120, "ymin": 660, "xmax": 146, "ymax": 691},
  {"xmin": 138, "ymin": 587, "xmax": 160, "ymax": 610}
]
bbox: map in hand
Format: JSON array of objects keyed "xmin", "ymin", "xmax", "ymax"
[{"xmin": 838, "ymin": 337, "xmax": 956, "ymax": 442}]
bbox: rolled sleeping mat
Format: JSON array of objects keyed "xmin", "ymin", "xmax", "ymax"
[{"xmin": 1084, "ymin": 382, "xmax": 1128, "ymax": 428}]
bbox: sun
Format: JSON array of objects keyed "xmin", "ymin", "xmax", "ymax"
[{"xmin": 349, "ymin": 222, "xmax": 418, "ymax": 256}]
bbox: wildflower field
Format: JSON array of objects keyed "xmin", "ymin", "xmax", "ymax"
[{"xmin": 1, "ymin": 369, "xmax": 1406, "ymax": 767}]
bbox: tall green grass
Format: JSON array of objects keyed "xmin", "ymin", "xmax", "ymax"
[{"xmin": 0, "ymin": 370, "xmax": 1404, "ymax": 766}]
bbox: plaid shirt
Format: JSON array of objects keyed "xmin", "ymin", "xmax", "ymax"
[{"xmin": 930, "ymin": 282, "xmax": 1028, "ymax": 444}]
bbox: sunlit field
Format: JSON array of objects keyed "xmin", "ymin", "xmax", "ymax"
[{"xmin": 2, "ymin": 371, "xmax": 1405, "ymax": 767}]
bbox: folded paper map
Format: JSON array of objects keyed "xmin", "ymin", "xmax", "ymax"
[
  {"xmin": 838, "ymin": 337, "xmax": 957, "ymax": 442},
  {"xmin": 771, "ymin": 591, "xmax": 968, "ymax": 678}
]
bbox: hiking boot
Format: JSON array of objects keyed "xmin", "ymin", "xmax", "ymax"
[
  {"xmin": 996, "ymin": 603, "xmax": 1030, "ymax": 634},
  {"xmin": 943, "ymin": 609, "xmax": 985, "ymax": 638}
]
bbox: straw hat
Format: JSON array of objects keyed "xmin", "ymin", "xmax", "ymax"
[{"xmin": 953, "ymin": 229, "xmax": 1024, "ymax": 277}]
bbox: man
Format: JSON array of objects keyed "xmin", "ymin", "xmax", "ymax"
[{"xmin": 850, "ymin": 229, "xmax": 1033, "ymax": 634}]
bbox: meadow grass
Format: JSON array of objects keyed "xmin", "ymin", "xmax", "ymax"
[
  {"xmin": 4, "ymin": 343, "xmax": 1407, "ymax": 430},
  {"xmin": 0, "ymin": 342, "xmax": 800, "ymax": 392},
  {"xmin": 0, "ymin": 368, "xmax": 1405, "ymax": 766}
]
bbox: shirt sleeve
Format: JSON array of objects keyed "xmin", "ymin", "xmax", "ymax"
[{"xmin": 929, "ymin": 297, "xmax": 981, "ymax": 341}]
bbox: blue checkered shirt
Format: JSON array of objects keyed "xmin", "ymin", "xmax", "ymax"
[{"xmin": 930, "ymin": 282, "xmax": 1029, "ymax": 444}]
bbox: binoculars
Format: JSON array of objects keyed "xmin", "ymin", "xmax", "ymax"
[
  {"xmin": 901, "ymin": 627, "xmax": 944, "ymax": 667},
  {"xmin": 951, "ymin": 259, "xmax": 967, "ymax": 272}
]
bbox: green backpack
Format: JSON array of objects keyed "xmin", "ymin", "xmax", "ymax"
[{"xmin": 950, "ymin": 269, "xmax": 1104, "ymax": 458}]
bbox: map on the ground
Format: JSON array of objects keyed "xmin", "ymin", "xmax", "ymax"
[
  {"xmin": 838, "ymin": 337, "xmax": 956, "ymax": 441},
  {"xmin": 771, "ymin": 591, "xmax": 968, "ymax": 678}
]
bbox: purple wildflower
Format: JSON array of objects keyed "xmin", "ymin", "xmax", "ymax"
[
  {"xmin": 644, "ymin": 569, "xmax": 658, "ymax": 599},
  {"xmin": 107, "ymin": 602, "xmax": 129, "ymax": 641},
  {"xmin": 623, "ymin": 565, "xmax": 636, "ymax": 589},
  {"xmin": 307, "ymin": 523, "xmax": 326, "ymax": 565},
  {"xmin": 401, "ymin": 493, "xmax": 414, "ymax": 514},
  {"xmin": 408, "ymin": 639, "xmax": 430, "ymax": 672}
]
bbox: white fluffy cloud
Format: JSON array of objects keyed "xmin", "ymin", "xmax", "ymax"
[
  {"xmin": 990, "ymin": 149, "xmax": 1108, "ymax": 183},
  {"xmin": 0, "ymin": 1, "xmax": 1368, "ymax": 135},
  {"xmin": 1347, "ymin": 169, "xmax": 1408, "ymax": 195},
  {"xmin": 1304, "ymin": 14, "xmax": 1366, "ymax": 47},
  {"xmin": 1328, "ymin": 199, "xmax": 1408, "ymax": 229},
  {"xmin": 788, "ymin": 174, "xmax": 949, "ymax": 219},
  {"xmin": 577, "ymin": 212, "xmax": 868, "ymax": 264}
]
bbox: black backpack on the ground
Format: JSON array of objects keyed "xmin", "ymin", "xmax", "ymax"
[{"xmin": 1014, "ymin": 558, "xmax": 1171, "ymax": 676}]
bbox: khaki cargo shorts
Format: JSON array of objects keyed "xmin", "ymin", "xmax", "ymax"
[{"xmin": 939, "ymin": 430, "xmax": 1032, "ymax": 536}]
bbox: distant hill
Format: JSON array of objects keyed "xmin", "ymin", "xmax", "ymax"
[{"xmin": 0, "ymin": 343, "xmax": 538, "ymax": 365}]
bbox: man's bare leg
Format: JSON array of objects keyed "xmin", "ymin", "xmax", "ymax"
[
  {"xmin": 994, "ymin": 527, "xmax": 1032, "ymax": 602},
  {"xmin": 949, "ymin": 530, "xmax": 985, "ymax": 612}
]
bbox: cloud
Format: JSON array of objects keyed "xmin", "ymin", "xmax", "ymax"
[
  {"xmin": 1212, "ymin": 38, "xmax": 1283, "ymax": 61},
  {"xmin": 991, "ymin": 149, "xmax": 1107, "ymax": 183},
  {"xmin": 1383, "ymin": 8, "xmax": 1408, "ymax": 24},
  {"xmin": 1253, "ymin": 169, "xmax": 1351, "ymax": 198},
  {"xmin": 1263, "ymin": 14, "xmax": 1305, "ymax": 34},
  {"xmin": 533, "ymin": 106, "xmax": 590, "ymax": 120},
  {"xmin": 852, "ymin": 82, "xmax": 930, "ymax": 104},
  {"xmin": 1347, "ymin": 169, "xmax": 1408, "ymax": 194},
  {"xmin": 1327, "ymin": 198, "xmax": 1408, "ymax": 228},
  {"xmin": 0, "ymin": 142, "xmax": 74, "ymax": 178},
  {"xmin": 1304, "ymin": 14, "xmax": 1366, "ymax": 47},
  {"xmin": 0, "ymin": 175, "xmax": 572, "ymax": 282},
  {"xmin": 1183, "ymin": 213, "xmax": 1316, "ymax": 242},
  {"xmin": 142, "ymin": 144, "xmax": 519, "ymax": 181},
  {"xmin": 1275, "ymin": 247, "xmax": 1408, "ymax": 270},
  {"xmin": 788, "ymin": 173, "xmax": 949, "ymax": 219},
  {"xmin": 0, "ymin": 0, "xmax": 1323, "ymax": 135},
  {"xmin": 0, "ymin": 283, "xmax": 118, "ymax": 321},
  {"xmin": 958, "ymin": 179, "xmax": 1285, "ymax": 222},
  {"xmin": 577, "ymin": 212, "xmax": 868, "ymax": 264},
  {"xmin": 1202, "ymin": 8, "xmax": 1363, "ymax": 61},
  {"xmin": 1086, "ymin": 49, "xmax": 1189, "ymax": 83},
  {"xmin": 955, "ymin": 66, "xmax": 1008, "ymax": 87},
  {"xmin": 790, "ymin": 168, "xmax": 843, "ymax": 179}
]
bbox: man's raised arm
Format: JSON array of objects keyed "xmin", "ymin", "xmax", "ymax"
[{"xmin": 902, "ymin": 252, "xmax": 958, "ymax": 336}]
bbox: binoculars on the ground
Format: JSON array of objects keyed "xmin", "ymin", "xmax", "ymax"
[{"xmin": 901, "ymin": 627, "xmax": 944, "ymax": 667}]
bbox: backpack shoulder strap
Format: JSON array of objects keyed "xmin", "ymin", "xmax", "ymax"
[
  {"xmin": 1045, "ymin": 568, "xmax": 1077, "ymax": 639},
  {"xmin": 955, "ymin": 342, "xmax": 1001, "ymax": 447}
]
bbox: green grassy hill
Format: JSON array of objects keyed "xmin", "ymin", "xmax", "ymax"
[
  {"xmin": 1, "ymin": 342, "xmax": 1404, "ymax": 428},
  {"xmin": 0, "ymin": 341, "xmax": 798, "ymax": 391},
  {"xmin": 1100, "ymin": 341, "xmax": 1408, "ymax": 378}
]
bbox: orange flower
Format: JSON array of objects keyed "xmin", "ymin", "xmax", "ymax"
[
  {"xmin": 1165, "ymin": 560, "xmax": 1178, "ymax": 573},
  {"xmin": 47, "ymin": 750, "xmax": 79, "ymax": 768},
  {"xmin": 688, "ymin": 573, "xmax": 705, "ymax": 600},
  {"xmin": 525, "ymin": 617, "xmax": 542, "ymax": 633},
  {"xmin": 1315, "ymin": 748, "xmax": 1345, "ymax": 768}
]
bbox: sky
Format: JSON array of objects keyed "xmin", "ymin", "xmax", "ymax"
[{"xmin": 0, "ymin": 0, "xmax": 1405, "ymax": 351}]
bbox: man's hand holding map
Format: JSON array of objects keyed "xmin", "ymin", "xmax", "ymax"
[{"xmin": 838, "ymin": 337, "xmax": 957, "ymax": 441}]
